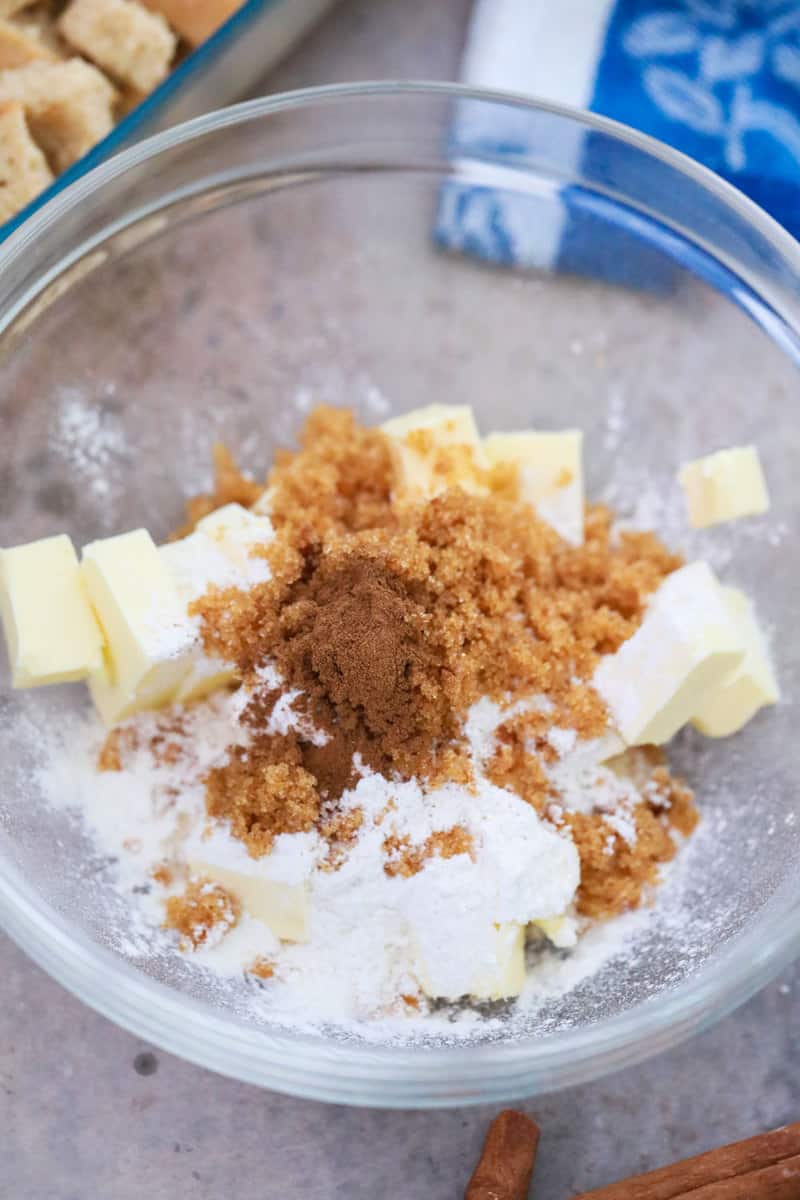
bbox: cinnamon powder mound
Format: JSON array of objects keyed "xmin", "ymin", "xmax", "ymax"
[{"xmin": 164, "ymin": 878, "xmax": 241, "ymax": 948}]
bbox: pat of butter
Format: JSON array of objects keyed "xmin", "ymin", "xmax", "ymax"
[
  {"xmin": 382, "ymin": 403, "xmax": 487, "ymax": 502},
  {"xmin": 188, "ymin": 859, "xmax": 310, "ymax": 943},
  {"xmin": 679, "ymin": 446, "xmax": 769, "ymax": 529},
  {"xmin": 83, "ymin": 530, "xmax": 193, "ymax": 725},
  {"xmin": 484, "ymin": 430, "xmax": 584, "ymax": 545},
  {"xmin": 251, "ymin": 486, "xmax": 275, "ymax": 516},
  {"xmin": 691, "ymin": 587, "xmax": 779, "ymax": 737},
  {"xmin": 532, "ymin": 915, "xmax": 578, "ymax": 949},
  {"xmin": 195, "ymin": 503, "xmax": 274, "ymax": 575},
  {"xmin": 594, "ymin": 562, "xmax": 745, "ymax": 746},
  {"xmin": 161, "ymin": 505, "xmax": 273, "ymax": 704},
  {"xmin": 0, "ymin": 534, "xmax": 104, "ymax": 687},
  {"xmin": 160, "ymin": 530, "xmax": 237, "ymax": 704},
  {"xmin": 416, "ymin": 922, "xmax": 526, "ymax": 1002}
]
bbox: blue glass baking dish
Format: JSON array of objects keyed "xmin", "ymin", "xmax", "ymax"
[{"xmin": 0, "ymin": 0, "xmax": 335, "ymax": 243}]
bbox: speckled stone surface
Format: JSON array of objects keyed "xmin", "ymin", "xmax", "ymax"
[{"xmin": 1, "ymin": 2, "xmax": 799, "ymax": 1197}]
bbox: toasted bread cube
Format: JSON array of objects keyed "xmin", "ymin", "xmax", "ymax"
[
  {"xmin": 0, "ymin": 98, "xmax": 52, "ymax": 221},
  {"xmin": 0, "ymin": 58, "xmax": 116, "ymax": 170},
  {"xmin": 0, "ymin": 16, "xmax": 57, "ymax": 66},
  {"xmin": 59, "ymin": 0, "xmax": 175, "ymax": 93},
  {"xmin": 13, "ymin": 5, "xmax": 67, "ymax": 57},
  {"xmin": 141, "ymin": 0, "xmax": 239, "ymax": 46}
]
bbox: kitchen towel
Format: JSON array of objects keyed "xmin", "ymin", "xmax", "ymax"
[{"xmin": 437, "ymin": 0, "xmax": 800, "ymax": 280}]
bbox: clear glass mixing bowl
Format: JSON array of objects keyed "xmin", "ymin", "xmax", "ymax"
[{"xmin": 1, "ymin": 83, "xmax": 799, "ymax": 1108}]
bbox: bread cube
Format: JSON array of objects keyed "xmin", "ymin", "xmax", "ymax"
[
  {"xmin": 0, "ymin": 57, "xmax": 116, "ymax": 170},
  {"xmin": 0, "ymin": 97, "xmax": 52, "ymax": 221},
  {"xmin": 59, "ymin": 0, "xmax": 175, "ymax": 93},
  {"xmin": 0, "ymin": 16, "xmax": 58, "ymax": 66}
]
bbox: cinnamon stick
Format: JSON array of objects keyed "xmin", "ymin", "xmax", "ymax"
[
  {"xmin": 465, "ymin": 1109, "xmax": 541, "ymax": 1200},
  {"xmin": 687, "ymin": 1152, "xmax": 800, "ymax": 1198},
  {"xmin": 573, "ymin": 1121, "xmax": 800, "ymax": 1199}
]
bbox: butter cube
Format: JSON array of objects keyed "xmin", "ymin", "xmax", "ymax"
[
  {"xmin": 484, "ymin": 430, "xmax": 584, "ymax": 545},
  {"xmin": 532, "ymin": 915, "xmax": 578, "ymax": 949},
  {"xmin": 0, "ymin": 534, "xmax": 104, "ymax": 687},
  {"xmin": 594, "ymin": 562, "xmax": 745, "ymax": 746},
  {"xmin": 195, "ymin": 503, "xmax": 274, "ymax": 576},
  {"xmin": 382, "ymin": 403, "xmax": 487, "ymax": 502},
  {"xmin": 691, "ymin": 587, "xmax": 779, "ymax": 737},
  {"xmin": 250, "ymin": 486, "xmax": 274, "ymax": 516},
  {"xmin": 416, "ymin": 921, "xmax": 526, "ymax": 1002},
  {"xmin": 83, "ymin": 530, "xmax": 193, "ymax": 725},
  {"xmin": 160, "ymin": 530, "xmax": 235, "ymax": 703},
  {"xmin": 188, "ymin": 859, "xmax": 310, "ymax": 943},
  {"xmin": 679, "ymin": 446, "xmax": 769, "ymax": 529}
]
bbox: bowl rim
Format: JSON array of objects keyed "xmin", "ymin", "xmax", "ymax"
[{"xmin": 1, "ymin": 80, "xmax": 799, "ymax": 1107}]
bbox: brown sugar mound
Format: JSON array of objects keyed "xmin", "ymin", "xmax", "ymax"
[
  {"xmin": 172, "ymin": 443, "xmax": 265, "ymax": 539},
  {"xmin": 188, "ymin": 406, "xmax": 693, "ymax": 917},
  {"xmin": 206, "ymin": 751, "xmax": 320, "ymax": 858},
  {"xmin": 267, "ymin": 406, "xmax": 395, "ymax": 541},
  {"xmin": 197, "ymin": 436, "xmax": 681, "ymax": 785},
  {"xmin": 248, "ymin": 957, "xmax": 275, "ymax": 980},
  {"xmin": 383, "ymin": 826, "xmax": 475, "ymax": 879},
  {"xmin": 164, "ymin": 878, "xmax": 240, "ymax": 948},
  {"xmin": 567, "ymin": 759, "xmax": 698, "ymax": 917}
]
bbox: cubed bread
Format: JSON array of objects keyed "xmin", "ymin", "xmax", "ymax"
[
  {"xmin": 0, "ymin": 98, "xmax": 52, "ymax": 221},
  {"xmin": 13, "ymin": 5, "xmax": 67, "ymax": 57},
  {"xmin": 0, "ymin": 58, "xmax": 116, "ymax": 171},
  {"xmin": 0, "ymin": 16, "xmax": 58, "ymax": 66},
  {"xmin": 141, "ymin": 0, "xmax": 239, "ymax": 46},
  {"xmin": 58, "ymin": 0, "xmax": 175, "ymax": 93}
]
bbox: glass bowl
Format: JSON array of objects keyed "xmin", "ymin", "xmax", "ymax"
[{"xmin": 1, "ymin": 83, "xmax": 799, "ymax": 1108}]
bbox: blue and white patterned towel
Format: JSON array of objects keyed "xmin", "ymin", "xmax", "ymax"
[{"xmin": 438, "ymin": 0, "xmax": 800, "ymax": 280}]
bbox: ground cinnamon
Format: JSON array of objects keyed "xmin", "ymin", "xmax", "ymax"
[
  {"xmin": 465, "ymin": 1110, "xmax": 541, "ymax": 1200},
  {"xmin": 573, "ymin": 1120, "xmax": 800, "ymax": 1198}
]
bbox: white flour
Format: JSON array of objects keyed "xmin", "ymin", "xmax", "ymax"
[
  {"xmin": 32, "ymin": 676, "xmax": 675, "ymax": 1035},
  {"xmin": 52, "ymin": 387, "xmax": 127, "ymax": 502}
]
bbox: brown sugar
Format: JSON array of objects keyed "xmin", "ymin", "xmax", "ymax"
[
  {"xmin": 247, "ymin": 957, "xmax": 275, "ymax": 980},
  {"xmin": 267, "ymin": 406, "xmax": 395, "ymax": 540},
  {"xmin": 197, "ymin": 438, "xmax": 680, "ymax": 788},
  {"xmin": 164, "ymin": 878, "xmax": 240, "ymax": 948},
  {"xmin": 172, "ymin": 442, "xmax": 265, "ymax": 539},
  {"xmin": 97, "ymin": 725, "xmax": 138, "ymax": 771},
  {"xmin": 151, "ymin": 863, "xmax": 173, "ymax": 887},
  {"xmin": 383, "ymin": 826, "xmax": 475, "ymax": 878},
  {"xmin": 206, "ymin": 751, "xmax": 319, "ymax": 858},
  {"xmin": 187, "ymin": 406, "xmax": 694, "ymax": 920},
  {"xmin": 565, "ymin": 755, "xmax": 698, "ymax": 917}
]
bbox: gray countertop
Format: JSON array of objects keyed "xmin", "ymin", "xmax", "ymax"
[{"xmin": 2, "ymin": 2, "xmax": 799, "ymax": 1197}]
